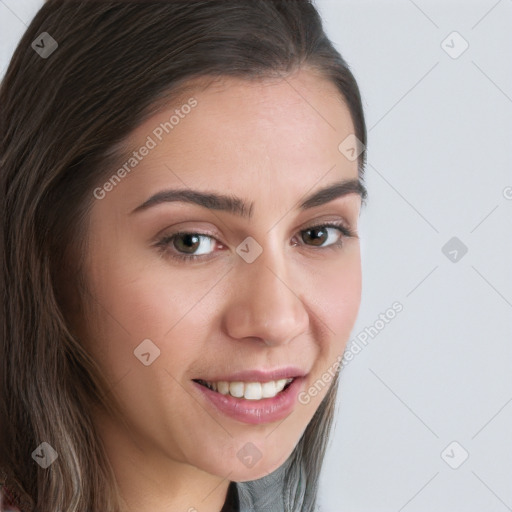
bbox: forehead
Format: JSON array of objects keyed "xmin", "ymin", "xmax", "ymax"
[{"xmin": 96, "ymin": 68, "xmax": 359, "ymax": 214}]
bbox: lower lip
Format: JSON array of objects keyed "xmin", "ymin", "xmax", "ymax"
[{"xmin": 192, "ymin": 377, "xmax": 305, "ymax": 425}]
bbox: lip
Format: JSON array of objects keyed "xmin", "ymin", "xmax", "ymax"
[
  {"xmin": 192, "ymin": 376, "xmax": 306, "ymax": 425},
  {"xmin": 193, "ymin": 366, "xmax": 307, "ymax": 383}
]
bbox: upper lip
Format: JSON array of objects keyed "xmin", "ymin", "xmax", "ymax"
[{"xmin": 194, "ymin": 367, "xmax": 308, "ymax": 382}]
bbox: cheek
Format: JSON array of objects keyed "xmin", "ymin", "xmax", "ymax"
[
  {"xmin": 331, "ymin": 259, "xmax": 362, "ymax": 344},
  {"xmin": 80, "ymin": 255, "xmax": 213, "ymax": 446},
  {"xmin": 82, "ymin": 262, "xmax": 198, "ymax": 375},
  {"xmin": 300, "ymin": 247, "xmax": 362, "ymax": 403},
  {"xmin": 78, "ymin": 248, "xmax": 146, "ymax": 362},
  {"xmin": 310, "ymin": 246, "xmax": 362, "ymax": 345}
]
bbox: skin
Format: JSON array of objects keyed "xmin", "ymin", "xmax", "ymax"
[{"xmin": 79, "ymin": 67, "xmax": 363, "ymax": 512}]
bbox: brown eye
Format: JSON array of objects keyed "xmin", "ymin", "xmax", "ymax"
[
  {"xmin": 173, "ymin": 233, "xmax": 202, "ymax": 254},
  {"xmin": 299, "ymin": 223, "xmax": 352, "ymax": 248},
  {"xmin": 156, "ymin": 231, "xmax": 218, "ymax": 261},
  {"xmin": 301, "ymin": 226, "xmax": 329, "ymax": 246}
]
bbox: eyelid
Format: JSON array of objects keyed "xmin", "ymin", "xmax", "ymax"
[
  {"xmin": 154, "ymin": 215, "xmax": 355, "ymax": 244},
  {"xmin": 298, "ymin": 215, "xmax": 357, "ymax": 237}
]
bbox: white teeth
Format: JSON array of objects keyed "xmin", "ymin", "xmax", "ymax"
[
  {"xmin": 261, "ymin": 380, "xmax": 276, "ymax": 398},
  {"xmin": 274, "ymin": 379, "xmax": 288, "ymax": 393},
  {"xmin": 229, "ymin": 381, "xmax": 244, "ymax": 398},
  {"xmin": 244, "ymin": 382, "xmax": 261, "ymax": 400},
  {"xmin": 217, "ymin": 381, "xmax": 230, "ymax": 395},
  {"xmin": 201, "ymin": 378, "xmax": 294, "ymax": 400}
]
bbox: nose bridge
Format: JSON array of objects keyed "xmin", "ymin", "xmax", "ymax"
[{"xmin": 224, "ymin": 242, "xmax": 309, "ymax": 345}]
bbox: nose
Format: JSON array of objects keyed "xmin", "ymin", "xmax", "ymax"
[{"xmin": 222, "ymin": 245, "xmax": 310, "ymax": 347}]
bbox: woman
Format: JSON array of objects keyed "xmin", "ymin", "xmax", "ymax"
[{"xmin": 0, "ymin": 0, "xmax": 368, "ymax": 510}]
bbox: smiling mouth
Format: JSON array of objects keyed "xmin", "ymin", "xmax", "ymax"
[{"xmin": 193, "ymin": 377, "xmax": 295, "ymax": 400}]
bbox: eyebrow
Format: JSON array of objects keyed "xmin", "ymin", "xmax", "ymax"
[{"xmin": 130, "ymin": 178, "xmax": 367, "ymax": 218}]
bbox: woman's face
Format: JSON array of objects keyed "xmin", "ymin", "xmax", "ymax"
[{"xmin": 81, "ymin": 68, "xmax": 364, "ymax": 483}]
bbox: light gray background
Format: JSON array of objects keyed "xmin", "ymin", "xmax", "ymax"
[{"xmin": 1, "ymin": 1, "xmax": 511, "ymax": 511}]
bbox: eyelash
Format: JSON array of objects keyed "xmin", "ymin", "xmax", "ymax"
[{"xmin": 154, "ymin": 220, "xmax": 357, "ymax": 263}]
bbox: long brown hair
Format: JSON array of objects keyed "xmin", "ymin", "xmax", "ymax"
[{"xmin": 0, "ymin": 1, "xmax": 367, "ymax": 510}]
